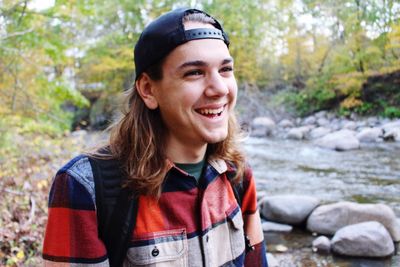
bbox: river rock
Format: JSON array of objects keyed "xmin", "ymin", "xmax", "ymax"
[
  {"xmin": 262, "ymin": 221, "xmax": 293, "ymax": 233},
  {"xmin": 330, "ymin": 118, "xmax": 341, "ymax": 131},
  {"xmin": 367, "ymin": 116, "xmax": 379, "ymax": 126},
  {"xmin": 316, "ymin": 117, "xmax": 330, "ymax": 127},
  {"xmin": 312, "ymin": 236, "xmax": 331, "ymax": 253},
  {"xmin": 278, "ymin": 119, "xmax": 294, "ymax": 128},
  {"xmin": 381, "ymin": 120, "xmax": 400, "ymax": 132},
  {"xmin": 341, "ymin": 120, "xmax": 357, "ymax": 130},
  {"xmin": 303, "ymin": 115, "xmax": 316, "ymax": 125},
  {"xmin": 306, "ymin": 201, "xmax": 400, "ymax": 242},
  {"xmin": 287, "ymin": 128, "xmax": 303, "ymax": 140},
  {"xmin": 287, "ymin": 126, "xmax": 313, "ymax": 140},
  {"xmin": 383, "ymin": 127, "xmax": 400, "ymax": 142},
  {"xmin": 314, "ymin": 110, "xmax": 328, "ymax": 119},
  {"xmin": 331, "ymin": 221, "xmax": 395, "ymax": 257},
  {"xmin": 314, "ymin": 129, "xmax": 360, "ymax": 151},
  {"xmin": 259, "ymin": 195, "xmax": 320, "ymax": 225},
  {"xmin": 266, "ymin": 253, "xmax": 279, "ymax": 267},
  {"xmin": 356, "ymin": 127, "xmax": 383, "ymax": 142},
  {"xmin": 251, "ymin": 117, "xmax": 276, "ymax": 137},
  {"xmin": 257, "ymin": 191, "xmax": 268, "ymax": 202},
  {"xmin": 356, "ymin": 120, "xmax": 368, "ymax": 129},
  {"xmin": 307, "ymin": 127, "xmax": 331, "ymax": 140}
]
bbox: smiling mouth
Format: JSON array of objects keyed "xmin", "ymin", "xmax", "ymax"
[{"xmin": 195, "ymin": 106, "xmax": 225, "ymax": 118}]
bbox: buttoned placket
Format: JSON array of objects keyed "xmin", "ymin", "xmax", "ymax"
[{"xmin": 197, "ymin": 163, "xmax": 223, "ymax": 267}]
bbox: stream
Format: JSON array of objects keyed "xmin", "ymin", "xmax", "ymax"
[{"xmin": 244, "ymin": 137, "xmax": 400, "ymax": 266}]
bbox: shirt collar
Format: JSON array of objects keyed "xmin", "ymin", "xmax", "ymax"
[{"xmin": 166, "ymin": 157, "xmax": 228, "ymax": 175}]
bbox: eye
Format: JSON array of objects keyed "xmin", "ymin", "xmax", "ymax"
[
  {"xmin": 183, "ymin": 69, "xmax": 204, "ymax": 77},
  {"xmin": 220, "ymin": 66, "xmax": 234, "ymax": 73}
]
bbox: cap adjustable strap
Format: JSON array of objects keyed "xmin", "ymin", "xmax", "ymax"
[{"xmin": 184, "ymin": 28, "xmax": 229, "ymax": 45}]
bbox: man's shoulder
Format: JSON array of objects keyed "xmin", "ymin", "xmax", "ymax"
[
  {"xmin": 57, "ymin": 154, "xmax": 92, "ymax": 177},
  {"xmin": 54, "ymin": 154, "xmax": 96, "ymax": 200}
]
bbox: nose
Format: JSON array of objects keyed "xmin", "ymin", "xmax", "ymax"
[{"xmin": 204, "ymin": 71, "xmax": 229, "ymax": 97}]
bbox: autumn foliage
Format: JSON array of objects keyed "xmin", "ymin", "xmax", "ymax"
[{"xmin": 1, "ymin": 0, "xmax": 400, "ymax": 265}]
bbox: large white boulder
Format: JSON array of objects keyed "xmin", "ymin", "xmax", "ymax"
[
  {"xmin": 307, "ymin": 201, "xmax": 400, "ymax": 241},
  {"xmin": 383, "ymin": 127, "xmax": 400, "ymax": 142},
  {"xmin": 356, "ymin": 127, "xmax": 383, "ymax": 142},
  {"xmin": 331, "ymin": 221, "xmax": 395, "ymax": 257},
  {"xmin": 314, "ymin": 129, "xmax": 360, "ymax": 151},
  {"xmin": 259, "ymin": 195, "xmax": 320, "ymax": 225},
  {"xmin": 381, "ymin": 120, "xmax": 400, "ymax": 132}
]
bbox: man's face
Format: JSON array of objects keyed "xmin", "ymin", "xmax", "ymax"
[{"xmin": 150, "ymin": 23, "xmax": 238, "ymax": 151}]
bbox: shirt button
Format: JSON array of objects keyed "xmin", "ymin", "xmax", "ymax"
[
  {"xmin": 206, "ymin": 235, "xmax": 209, "ymax": 242},
  {"xmin": 152, "ymin": 247, "xmax": 159, "ymax": 257}
]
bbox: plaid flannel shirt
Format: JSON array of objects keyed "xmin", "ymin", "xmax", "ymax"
[{"xmin": 43, "ymin": 155, "xmax": 267, "ymax": 266}]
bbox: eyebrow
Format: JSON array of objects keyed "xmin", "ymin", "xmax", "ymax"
[{"xmin": 178, "ymin": 57, "xmax": 234, "ymax": 70}]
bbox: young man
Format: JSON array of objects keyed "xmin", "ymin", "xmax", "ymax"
[{"xmin": 43, "ymin": 8, "xmax": 268, "ymax": 267}]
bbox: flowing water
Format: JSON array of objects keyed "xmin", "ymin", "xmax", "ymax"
[{"xmin": 244, "ymin": 137, "xmax": 400, "ymax": 266}]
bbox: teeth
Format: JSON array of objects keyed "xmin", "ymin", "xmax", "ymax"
[{"xmin": 198, "ymin": 106, "xmax": 224, "ymax": 115}]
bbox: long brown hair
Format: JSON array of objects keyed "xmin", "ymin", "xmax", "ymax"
[{"xmin": 93, "ymin": 12, "xmax": 245, "ymax": 197}]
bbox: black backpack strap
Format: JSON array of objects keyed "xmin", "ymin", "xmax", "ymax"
[
  {"xmin": 231, "ymin": 180, "xmax": 244, "ymax": 208},
  {"xmin": 89, "ymin": 156, "xmax": 139, "ymax": 267},
  {"xmin": 225, "ymin": 163, "xmax": 244, "ymax": 208},
  {"xmin": 106, "ymin": 186, "xmax": 138, "ymax": 267}
]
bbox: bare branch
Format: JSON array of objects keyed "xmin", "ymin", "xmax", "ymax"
[
  {"xmin": 0, "ymin": 28, "xmax": 34, "ymax": 41},
  {"xmin": 17, "ymin": 0, "xmax": 28, "ymax": 26},
  {"xmin": 27, "ymin": 195, "xmax": 36, "ymax": 225},
  {"xmin": 3, "ymin": 188, "xmax": 24, "ymax": 195}
]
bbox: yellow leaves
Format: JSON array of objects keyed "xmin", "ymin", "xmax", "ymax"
[
  {"xmin": 332, "ymin": 72, "xmax": 366, "ymax": 97},
  {"xmin": 79, "ymin": 46, "xmax": 133, "ymax": 93},
  {"xmin": 37, "ymin": 180, "xmax": 49, "ymax": 190},
  {"xmin": 387, "ymin": 23, "xmax": 400, "ymax": 49},
  {"xmin": 1, "ymin": 131, "xmax": 106, "ymax": 264},
  {"xmin": 280, "ymin": 31, "xmax": 332, "ymax": 81},
  {"xmin": 386, "ymin": 22, "xmax": 400, "ymax": 60},
  {"xmin": 7, "ymin": 247, "xmax": 25, "ymax": 265},
  {"xmin": 88, "ymin": 47, "xmax": 133, "ymax": 75},
  {"xmin": 16, "ymin": 249, "xmax": 25, "ymax": 260},
  {"xmin": 340, "ymin": 96, "xmax": 363, "ymax": 109},
  {"xmin": 364, "ymin": 46, "xmax": 381, "ymax": 57}
]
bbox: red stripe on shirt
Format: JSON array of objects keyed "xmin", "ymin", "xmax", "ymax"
[{"xmin": 43, "ymin": 207, "xmax": 106, "ymax": 259}]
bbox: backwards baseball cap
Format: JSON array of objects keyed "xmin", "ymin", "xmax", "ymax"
[{"xmin": 134, "ymin": 8, "xmax": 230, "ymax": 80}]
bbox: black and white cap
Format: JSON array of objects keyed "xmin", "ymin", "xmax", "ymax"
[{"xmin": 134, "ymin": 8, "xmax": 229, "ymax": 80}]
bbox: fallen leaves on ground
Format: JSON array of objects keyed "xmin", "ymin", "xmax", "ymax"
[{"xmin": 0, "ymin": 131, "xmax": 106, "ymax": 266}]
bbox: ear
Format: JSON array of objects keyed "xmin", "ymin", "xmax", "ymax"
[{"xmin": 136, "ymin": 73, "xmax": 159, "ymax": 110}]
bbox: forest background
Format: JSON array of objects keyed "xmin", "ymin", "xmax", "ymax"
[{"xmin": 0, "ymin": 0, "xmax": 400, "ymax": 265}]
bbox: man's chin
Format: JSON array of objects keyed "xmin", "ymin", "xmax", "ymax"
[{"xmin": 205, "ymin": 133, "xmax": 228, "ymax": 144}]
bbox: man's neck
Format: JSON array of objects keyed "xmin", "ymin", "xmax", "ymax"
[{"xmin": 166, "ymin": 138, "xmax": 208, "ymax": 164}]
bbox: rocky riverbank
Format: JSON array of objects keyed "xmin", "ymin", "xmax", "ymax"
[
  {"xmin": 250, "ymin": 111, "xmax": 400, "ymax": 151},
  {"xmin": 257, "ymin": 195, "xmax": 400, "ymax": 266},
  {"xmin": 244, "ymin": 109, "xmax": 400, "ymax": 266}
]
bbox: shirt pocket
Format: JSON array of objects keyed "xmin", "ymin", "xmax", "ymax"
[
  {"xmin": 226, "ymin": 209, "xmax": 246, "ymax": 258},
  {"xmin": 124, "ymin": 228, "xmax": 188, "ymax": 267}
]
